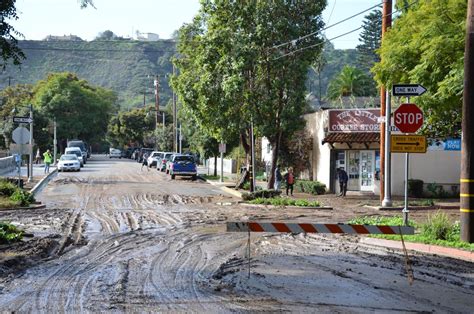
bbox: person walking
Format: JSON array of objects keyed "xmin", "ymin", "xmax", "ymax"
[
  {"xmin": 43, "ymin": 149, "xmax": 52, "ymax": 174},
  {"xmin": 336, "ymin": 167, "xmax": 348, "ymax": 197},
  {"xmin": 141, "ymin": 152, "xmax": 150, "ymax": 171},
  {"xmin": 35, "ymin": 148, "xmax": 41, "ymax": 164},
  {"xmin": 284, "ymin": 167, "xmax": 295, "ymax": 196},
  {"xmin": 274, "ymin": 164, "xmax": 282, "ymax": 191}
]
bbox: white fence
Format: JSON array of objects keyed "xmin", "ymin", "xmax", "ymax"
[{"xmin": 206, "ymin": 158, "xmax": 237, "ymax": 174}]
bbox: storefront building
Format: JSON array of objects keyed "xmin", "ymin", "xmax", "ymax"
[{"xmin": 304, "ymin": 109, "xmax": 460, "ymax": 196}]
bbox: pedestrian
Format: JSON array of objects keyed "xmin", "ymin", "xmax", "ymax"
[
  {"xmin": 141, "ymin": 152, "xmax": 149, "ymax": 171},
  {"xmin": 35, "ymin": 148, "xmax": 41, "ymax": 164},
  {"xmin": 284, "ymin": 167, "xmax": 295, "ymax": 196},
  {"xmin": 43, "ymin": 149, "xmax": 52, "ymax": 174},
  {"xmin": 274, "ymin": 164, "xmax": 282, "ymax": 191},
  {"xmin": 336, "ymin": 167, "xmax": 348, "ymax": 197}
]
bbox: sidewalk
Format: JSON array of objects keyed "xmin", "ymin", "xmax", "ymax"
[{"xmin": 1, "ymin": 164, "xmax": 57, "ymax": 191}]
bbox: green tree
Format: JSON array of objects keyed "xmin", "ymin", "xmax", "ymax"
[
  {"xmin": 173, "ymin": 1, "xmax": 326, "ymax": 188},
  {"xmin": 154, "ymin": 125, "xmax": 173, "ymax": 151},
  {"xmin": 356, "ymin": 9, "xmax": 382, "ymax": 72},
  {"xmin": 372, "ymin": 0, "xmax": 466, "ymax": 138},
  {"xmin": 326, "ymin": 65, "xmax": 374, "ymax": 100},
  {"xmin": 33, "ymin": 72, "xmax": 116, "ymax": 150},
  {"xmin": 107, "ymin": 107, "xmax": 154, "ymax": 148},
  {"xmin": 95, "ymin": 30, "xmax": 117, "ymax": 41}
]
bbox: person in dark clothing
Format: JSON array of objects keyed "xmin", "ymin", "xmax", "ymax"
[
  {"xmin": 274, "ymin": 165, "xmax": 282, "ymax": 191},
  {"xmin": 284, "ymin": 167, "xmax": 295, "ymax": 196},
  {"xmin": 336, "ymin": 167, "xmax": 348, "ymax": 197}
]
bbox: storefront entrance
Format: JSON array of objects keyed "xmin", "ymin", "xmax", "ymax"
[{"xmin": 335, "ymin": 150, "xmax": 377, "ymax": 193}]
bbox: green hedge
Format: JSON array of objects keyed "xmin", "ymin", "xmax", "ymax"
[
  {"xmin": 242, "ymin": 189, "xmax": 282, "ymax": 201},
  {"xmin": 408, "ymin": 179, "xmax": 424, "ymax": 198},
  {"xmin": 294, "ymin": 180, "xmax": 326, "ymax": 195},
  {"xmin": 249, "ymin": 197, "xmax": 320, "ymax": 207}
]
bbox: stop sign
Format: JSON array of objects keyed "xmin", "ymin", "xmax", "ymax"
[{"xmin": 394, "ymin": 103, "xmax": 424, "ymax": 133}]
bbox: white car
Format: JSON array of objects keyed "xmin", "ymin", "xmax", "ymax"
[
  {"xmin": 109, "ymin": 148, "xmax": 122, "ymax": 158},
  {"xmin": 58, "ymin": 154, "xmax": 81, "ymax": 172},
  {"xmin": 147, "ymin": 151, "xmax": 163, "ymax": 168},
  {"xmin": 65, "ymin": 147, "xmax": 84, "ymax": 167}
]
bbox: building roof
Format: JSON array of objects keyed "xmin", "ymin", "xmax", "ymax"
[{"xmin": 322, "ymin": 132, "xmax": 380, "ymax": 148}]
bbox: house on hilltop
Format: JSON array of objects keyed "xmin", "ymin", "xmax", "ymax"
[{"xmin": 44, "ymin": 34, "xmax": 83, "ymax": 41}]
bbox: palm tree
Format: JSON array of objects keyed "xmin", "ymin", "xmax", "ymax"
[{"xmin": 326, "ymin": 65, "xmax": 375, "ymax": 100}]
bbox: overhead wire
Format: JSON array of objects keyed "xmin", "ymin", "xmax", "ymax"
[{"xmin": 274, "ymin": 0, "xmax": 420, "ymax": 61}]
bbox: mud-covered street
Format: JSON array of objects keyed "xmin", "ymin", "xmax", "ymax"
[{"xmin": 0, "ymin": 156, "xmax": 472, "ymax": 312}]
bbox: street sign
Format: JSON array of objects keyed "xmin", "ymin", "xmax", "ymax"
[
  {"xmin": 10, "ymin": 144, "xmax": 32, "ymax": 155},
  {"xmin": 391, "ymin": 135, "xmax": 426, "ymax": 153},
  {"xmin": 12, "ymin": 126, "xmax": 30, "ymax": 144},
  {"xmin": 392, "ymin": 84, "xmax": 427, "ymax": 96},
  {"xmin": 13, "ymin": 116, "xmax": 33, "ymax": 124},
  {"xmin": 219, "ymin": 143, "xmax": 226, "ymax": 153},
  {"xmin": 394, "ymin": 103, "xmax": 424, "ymax": 133}
]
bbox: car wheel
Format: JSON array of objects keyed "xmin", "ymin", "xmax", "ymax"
[
  {"xmin": 77, "ymin": 169, "xmax": 80, "ymax": 172},
  {"xmin": 192, "ymin": 175, "xmax": 197, "ymax": 181}
]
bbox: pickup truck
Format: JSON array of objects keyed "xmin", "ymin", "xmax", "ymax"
[{"xmin": 168, "ymin": 154, "xmax": 197, "ymax": 180}]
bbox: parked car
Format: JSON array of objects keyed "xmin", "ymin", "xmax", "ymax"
[
  {"xmin": 161, "ymin": 152, "xmax": 174, "ymax": 173},
  {"xmin": 138, "ymin": 148, "xmax": 154, "ymax": 163},
  {"xmin": 147, "ymin": 151, "xmax": 163, "ymax": 168},
  {"xmin": 168, "ymin": 154, "xmax": 197, "ymax": 180},
  {"xmin": 67, "ymin": 140, "xmax": 87, "ymax": 164},
  {"xmin": 57, "ymin": 154, "xmax": 81, "ymax": 172},
  {"xmin": 65, "ymin": 147, "xmax": 84, "ymax": 167},
  {"xmin": 109, "ymin": 148, "xmax": 122, "ymax": 158}
]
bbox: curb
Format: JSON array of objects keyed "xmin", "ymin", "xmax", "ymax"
[
  {"xmin": 365, "ymin": 205, "xmax": 459, "ymax": 211},
  {"xmin": 202, "ymin": 178, "xmax": 243, "ymax": 198},
  {"xmin": 241, "ymin": 203, "xmax": 333, "ymax": 210},
  {"xmin": 0, "ymin": 204, "xmax": 46, "ymax": 211},
  {"xmin": 360, "ymin": 237, "xmax": 474, "ymax": 263},
  {"xmin": 30, "ymin": 168, "xmax": 58, "ymax": 196}
]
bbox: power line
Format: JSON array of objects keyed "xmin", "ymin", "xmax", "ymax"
[
  {"xmin": 274, "ymin": 0, "xmax": 419, "ymax": 60},
  {"xmin": 272, "ymin": 1, "xmax": 383, "ymax": 50}
]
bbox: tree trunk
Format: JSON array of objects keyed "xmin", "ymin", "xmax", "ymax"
[
  {"xmin": 213, "ymin": 155, "xmax": 217, "ymax": 177},
  {"xmin": 267, "ymin": 130, "xmax": 282, "ymax": 190}
]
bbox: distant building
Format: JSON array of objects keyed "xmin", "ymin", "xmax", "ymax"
[
  {"xmin": 134, "ymin": 31, "xmax": 160, "ymax": 41},
  {"xmin": 44, "ymin": 34, "xmax": 83, "ymax": 41}
]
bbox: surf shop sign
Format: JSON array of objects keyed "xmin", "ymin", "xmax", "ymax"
[{"xmin": 328, "ymin": 109, "xmax": 380, "ymax": 133}]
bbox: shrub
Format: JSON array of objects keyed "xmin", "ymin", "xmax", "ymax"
[
  {"xmin": 0, "ymin": 222, "xmax": 24, "ymax": 244},
  {"xmin": 0, "ymin": 180, "xmax": 18, "ymax": 197},
  {"xmin": 422, "ymin": 211, "xmax": 452, "ymax": 241},
  {"xmin": 426, "ymin": 183, "xmax": 449, "ymax": 198},
  {"xmin": 242, "ymin": 189, "xmax": 282, "ymax": 201},
  {"xmin": 295, "ymin": 180, "xmax": 326, "ymax": 195},
  {"xmin": 10, "ymin": 190, "xmax": 35, "ymax": 206},
  {"xmin": 408, "ymin": 179, "xmax": 424, "ymax": 198},
  {"xmin": 249, "ymin": 197, "xmax": 320, "ymax": 207}
]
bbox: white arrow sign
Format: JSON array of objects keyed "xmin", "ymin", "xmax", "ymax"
[
  {"xmin": 392, "ymin": 84, "xmax": 427, "ymax": 96},
  {"xmin": 13, "ymin": 116, "xmax": 33, "ymax": 124}
]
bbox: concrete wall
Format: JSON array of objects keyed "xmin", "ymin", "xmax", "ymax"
[{"xmin": 391, "ymin": 150, "xmax": 460, "ymax": 196}]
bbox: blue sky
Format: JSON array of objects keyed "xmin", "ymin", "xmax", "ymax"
[{"xmin": 12, "ymin": 0, "xmax": 384, "ymax": 49}]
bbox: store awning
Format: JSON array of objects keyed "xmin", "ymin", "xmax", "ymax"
[{"xmin": 322, "ymin": 132, "xmax": 380, "ymax": 149}]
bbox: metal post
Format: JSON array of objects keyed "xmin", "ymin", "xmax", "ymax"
[
  {"xmin": 461, "ymin": 0, "xmax": 474, "ymax": 242},
  {"xmin": 382, "ymin": 90, "xmax": 393, "ymax": 207},
  {"xmin": 53, "ymin": 117, "xmax": 57, "ymax": 165},
  {"xmin": 220, "ymin": 143, "xmax": 224, "ymax": 183},
  {"xmin": 380, "ymin": 0, "xmax": 393, "ymax": 202},
  {"xmin": 162, "ymin": 111, "xmax": 165, "ymax": 129},
  {"xmin": 154, "ymin": 76, "xmax": 160, "ymax": 129},
  {"xmin": 403, "ymin": 95, "xmax": 410, "ymax": 226},
  {"xmin": 179, "ymin": 124, "xmax": 182, "ymax": 154},
  {"xmin": 28, "ymin": 105, "xmax": 33, "ymax": 182},
  {"xmin": 250, "ymin": 119, "xmax": 256, "ymax": 192}
]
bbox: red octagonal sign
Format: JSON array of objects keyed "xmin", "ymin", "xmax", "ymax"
[{"xmin": 394, "ymin": 103, "xmax": 424, "ymax": 133}]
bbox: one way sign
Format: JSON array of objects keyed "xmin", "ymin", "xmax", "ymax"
[
  {"xmin": 392, "ymin": 84, "xmax": 427, "ymax": 96},
  {"xmin": 13, "ymin": 116, "xmax": 33, "ymax": 124}
]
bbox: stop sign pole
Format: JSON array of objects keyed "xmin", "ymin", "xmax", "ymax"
[{"xmin": 388, "ymin": 85, "xmax": 426, "ymax": 226}]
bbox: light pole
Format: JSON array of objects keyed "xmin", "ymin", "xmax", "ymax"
[{"xmin": 53, "ymin": 117, "xmax": 57, "ymax": 165}]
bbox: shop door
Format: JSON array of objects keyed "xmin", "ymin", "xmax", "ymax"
[
  {"xmin": 347, "ymin": 151, "xmax": 360, "ymax": 190},
  {"xmin": 360, "ymin": 150, "xmax": 375, "ymax": 192}
]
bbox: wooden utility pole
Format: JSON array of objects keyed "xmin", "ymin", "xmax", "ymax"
[
  {"xmin": 461, "ymin": 0, "xmax": 474, "ymax": 243},
  {"xmin": 154, "ymin": 76, "xmax": 160, "ymax": 128},
  {"xmin": 172, "ymin": 64, "xmax": 178, "ymax": 152},
  {"xmin": 380, "ymin": 0, "xmax": 392, "ymax": 202}
]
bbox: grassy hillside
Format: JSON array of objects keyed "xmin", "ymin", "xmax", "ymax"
[{"xmin": 0, "ymin": 40, "xmax": 177, "ymax": 109}]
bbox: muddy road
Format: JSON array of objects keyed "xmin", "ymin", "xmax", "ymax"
[{"xmin": 0, "ymin": 156, "xmax": 472, "ymax": 312}]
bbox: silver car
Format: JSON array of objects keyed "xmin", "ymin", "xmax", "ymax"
[{"xmin": 58, "ymin": 154, "xmax": 81, "ymax": 172}]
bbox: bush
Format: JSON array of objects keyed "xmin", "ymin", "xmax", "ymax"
[
  {"xmin": 10, "ymin": 190, "xmax": 35, "ymax": 206},
  {"xmin": 408, "ymin": 179, "xmax": 424, "ymax": 198},
  {"xmin": 294, "ymin": 180, "xmax": 326, "ymax": 195},
  {"xmin": 249, "ymin": 197, "xmax": 320, "ymax": 207},
  {"xmin": 0, "ymin": 180, "xmax": 18, "ymax": 197},
  {"xmin": 242, "ymin": 189, "xmax": 281, "ymax": 201},
  {"xmin": 0, "ymin": 222, "xmax": 24, "ymax": 244},
  {"xmin": 422, "ymin": 211, "xmax": 452, "ymax": 241}
]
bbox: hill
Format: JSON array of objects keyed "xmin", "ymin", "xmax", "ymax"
[{"xmin": 0, "ymin": 40, "xmax": 177, "ymax": 109}]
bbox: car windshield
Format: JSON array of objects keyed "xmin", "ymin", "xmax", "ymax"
[
  {"xmin": 67, "ymin": 151, "xmax": 81, "ymax": 157},
  {"xmin": 61, "ymin": 155, "xmax": 78, "ymax": 161},
  {"xmin": 151, "ymin": 153, "xmax": 160, "ymax": 157},
  {"xmin": 174, "ymin": 156, "xmax": 194, "ymax": 162}
]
